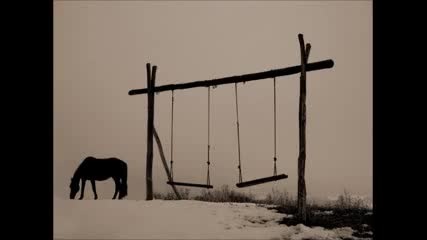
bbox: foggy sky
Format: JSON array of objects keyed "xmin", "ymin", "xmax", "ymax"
[{"xmin": 54, "ymin": 1, "xmax": 372, "ymax": 201}]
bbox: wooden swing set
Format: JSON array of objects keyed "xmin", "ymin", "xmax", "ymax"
[{"xmin": 128, "ymin": 34, "xmax": 334, "ymax": 221}]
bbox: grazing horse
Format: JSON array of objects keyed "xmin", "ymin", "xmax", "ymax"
[{"xmin": 69, "ymin": 156, "xmax": 128, "ymax": 200}]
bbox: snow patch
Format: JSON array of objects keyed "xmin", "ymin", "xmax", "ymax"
[
  {"xmin": 280, "ymin": 225, "xmax": 354, "ymax": 240},
  {"xmin": 54, "ymin": 198, "xmax": 362, "ymax": 239}
]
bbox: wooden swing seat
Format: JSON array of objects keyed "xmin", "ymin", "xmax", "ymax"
[
  {"xmin": 167, "ymin": 181, "xmax": 213, "ymax": 189},
  {"xmin": 236, "ymin": 173, "xmax": 288, "ymax": 188}
]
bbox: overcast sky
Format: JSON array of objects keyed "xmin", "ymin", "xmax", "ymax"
[{"xmin": 54, "ymin": 0, "xmax": 372, "ymax": 201}]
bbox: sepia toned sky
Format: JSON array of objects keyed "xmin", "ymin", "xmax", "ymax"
[{"xmin": 54, "ymin": 0, "xmax": 372, "ymax": 201}]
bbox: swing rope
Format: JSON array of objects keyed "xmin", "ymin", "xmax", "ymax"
[
  {"xmin": 273, "ymin": 77, "xmax": 277, "ymax": 176},
  {"xmin": 206, "ymin": 86, "xmax": 211, "ymax": 186},
  {"xmin": 234, "ymin": 83, "xmax": 243, "ymax": 183},
  {"xmin": 232, "ymin": 78, "xmax": 287, "ymax": 188},
  {"xmin": 170, "ymin": 90, "xmax": 175, "ymax": 180}
]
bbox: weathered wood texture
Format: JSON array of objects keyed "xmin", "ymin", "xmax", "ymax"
[
  {"xmin": 166, "ymin": 181, "xmax": 213, "ymax": 189},
  {"xmin": 236, "ymin": 174, "xmax": 288, "ymax": 188},
  {"xmin": 297, "ymin": 34, "xmax": 310, "ymax": 222},
  {"xmin": 145, "ymin": 64, "xmax": 157, "ymax": 200}
]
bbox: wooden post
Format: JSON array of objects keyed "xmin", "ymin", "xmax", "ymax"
[
  {"xmin": 153, "ymin": 127, "xmax": 182, "ymax": 200},
  {"xmin": 146, "ymin": 63, "xmax": 157, "ymax": 200},
  {"xmin": 297, "ymin": 34, "xmax": 310, "ymax": 222}
]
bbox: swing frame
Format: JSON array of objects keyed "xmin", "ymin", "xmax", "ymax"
[{"xmin": 128, "ymin": 34, "xmax": 334, "ymax": 200}]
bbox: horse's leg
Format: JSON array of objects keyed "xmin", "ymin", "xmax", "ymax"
[
  {"xmin": 90, "ymin": 180, "xmax": 98, "ymax": 200},
  {"xmin": 79, "ymin": 179, "xmax": 86, "ymax": 200},
  {"xmin": 112, "ymin": 177, "xmax": 119, "ymax": 199}
]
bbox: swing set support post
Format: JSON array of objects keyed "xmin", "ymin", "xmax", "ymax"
[
  {"xmin": 153, "ymin": 127, "xmax": 182, "ymax": 200},
  {"xmin": 297, "ymin": 33, "xmax": 310, "ymax": 223},
  {"xmin": 146, "ymin": 63, "xmax": 157, "ymax": 201}
]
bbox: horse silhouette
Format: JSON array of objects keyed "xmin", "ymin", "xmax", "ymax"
[{"xmin": 69, "ymin": 156, "xmax": 128, "ymax": 200}]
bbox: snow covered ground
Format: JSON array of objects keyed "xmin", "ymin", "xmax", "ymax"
[{"xmin": 54, "ymin": 196, "xmax": 364, "ymax": 240}]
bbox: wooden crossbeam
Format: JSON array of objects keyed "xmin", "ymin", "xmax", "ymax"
[{"xmin": 128, "ymin": 59, "xmax": 334, "ymax": 95}]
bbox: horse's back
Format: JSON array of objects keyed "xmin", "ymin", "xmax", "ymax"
[
  {"xmin": 83, "ymin": 156, "xmax": 126, "ymax": 165},
  {"xmin": 79, "ymin": 157, "xmax": 127, "ymax": 180}
]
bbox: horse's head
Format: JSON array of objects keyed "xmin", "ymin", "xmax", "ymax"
[{"xmin": 69, "ymin": 178, "xmax": 80, "ymax": 199}]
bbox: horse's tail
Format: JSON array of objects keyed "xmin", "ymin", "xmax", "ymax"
[{"xmin": 119, "ymin": 162, "xmax": 128, "ymax": 199}]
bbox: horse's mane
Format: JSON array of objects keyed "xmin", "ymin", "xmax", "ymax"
[{"xmin": 71, "ymin": 157, "xmax": 93, "ymax": 182}]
